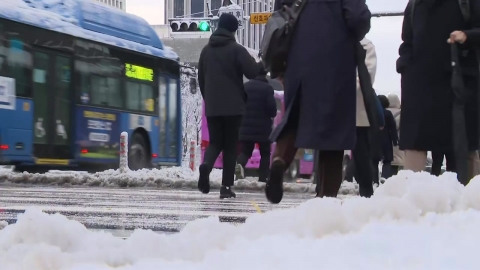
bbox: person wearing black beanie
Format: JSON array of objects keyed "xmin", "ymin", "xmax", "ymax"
[
  {"xmin": 217, "ymin": 13, "xmax": 239, "ymax": 33},
  {"xmin": 197, "ymin": 13, "xmax": 263, "ymax": 199}
]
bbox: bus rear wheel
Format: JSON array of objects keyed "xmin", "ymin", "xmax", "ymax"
[{"xmin": 129, "ymin": 133, "xmax": 150, "ymax": 171}]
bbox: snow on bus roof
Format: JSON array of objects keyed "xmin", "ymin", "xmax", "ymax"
[{"xmin": 0, "ymin": 0, "xmax": 179, "ymax": 60}]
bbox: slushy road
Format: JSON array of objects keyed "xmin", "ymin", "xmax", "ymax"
[{"xmin": 0, "ymin": 186, "xmax": 313, "ymax": 236}]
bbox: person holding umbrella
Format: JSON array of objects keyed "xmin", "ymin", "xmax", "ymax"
[
  {"xmin": 396, "ymin": 0, "xmax": 480, "ymax": 185},
  {"xmin": 448, "ymin": 25, "xmax": 480, "ymax": 180}
]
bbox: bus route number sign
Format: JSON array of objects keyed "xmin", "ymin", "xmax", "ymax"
[{"xmin": 250, "ymin": 13, "xmax": 272, "ymax": 24}]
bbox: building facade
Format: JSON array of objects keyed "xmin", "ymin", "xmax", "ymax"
[
  {"xmin": 95, "ymin": 0, "xmax": 126, "ymax": 11},
  {"xmin": 164, "ymin": 0, "xmax": 272, "ymax": 51}
]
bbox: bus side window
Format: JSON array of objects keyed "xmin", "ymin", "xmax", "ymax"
[
  {"xmin": 90, "ymin": 75, "xmax": 121, "ymax": 107},
  {"xmin": 7, "ymin": 35, "xmax": 32, "ymax": 97},
  {"xmin": 125, "ymin": 81, "xmax": 154, "ymax": 112}
]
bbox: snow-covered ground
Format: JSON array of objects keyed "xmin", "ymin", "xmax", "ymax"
[
  {"xmin": 0, "ymin": 166, "xmax": 358, "ymax": 194},
  {"xmin": 1, "ymin": 170, "xmax": 479, "ymax": 269}
]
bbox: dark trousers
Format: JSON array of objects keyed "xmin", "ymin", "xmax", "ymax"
[
  {"xmin": 203, "ymin": 115, "xmax": 242, "ymax": 187},
  {"xmin": 237, "ymin": 141, "xmax": 271, "ymax": 181},
  {"xmin": 381, "ymin": 161, "xmax": 392, "ymax": 179},
  {"xmin": 431, "ymin": 151, "xmax": 456, "ymax": 176},
  {"xmin": 353, "ymin": 127, "xmax": 375, "ymax": 197}
]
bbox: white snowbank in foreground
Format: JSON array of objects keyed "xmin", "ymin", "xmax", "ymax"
[
  {"xmin": 2, "ymin": 171, "xmax": 480, "ymax": 269},
  {"xmin": 0, "ymin": 167, "xmax": 357, "ymax": 194}
]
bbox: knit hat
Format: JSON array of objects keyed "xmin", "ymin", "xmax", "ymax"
[{"xmin": 218, "ymin": 13, "xmax": 239, "ymax": 32}]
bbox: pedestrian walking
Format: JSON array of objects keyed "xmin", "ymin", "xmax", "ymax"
[
  {"xmin": 397, "ymin": 0, "xmax": 480, "ymax": 185},
  {"xmin": 235, "ymin": 66, "xmax": 277, "ymax": 183},
  {"xmin": 197, "ymin": 13, "xmax": 262, "ymax": 198},
  {"xmin": 386, "ymin": 93, "xmax": 404, "ymax": 175},
  {"xmin": 377, "ymin": 95, "xmax": 399, "ymax": 180},
  {"xmin": 349, "ymin": 38, "xmax": 384, "ymax": 197},
  {"xmin": 266, "ymin": 0, "xmax": 371, "ymax": 204}
]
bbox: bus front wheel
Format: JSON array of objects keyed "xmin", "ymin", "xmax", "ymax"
[{"xmin": 129, "ymin": 133, "xmax": 150, "ymax": 171}]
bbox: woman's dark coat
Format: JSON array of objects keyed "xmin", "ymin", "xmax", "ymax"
[
  {"xmin": 397, "ymin": 0, "xmax": 480, "ymax": 152},
  {"xmin": 270, "ymin": 0, "xmax": 371, "ymax": 150}
]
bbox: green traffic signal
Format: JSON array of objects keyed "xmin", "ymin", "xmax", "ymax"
[{"xmin": 198, "ymin": 21, "xmax": 210, "ymax": 31}]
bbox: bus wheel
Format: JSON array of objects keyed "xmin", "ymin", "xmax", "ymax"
[
  {"xmin": 284, "ymin": 160, "xmax": 299, "ymax": 182},
  {"xmin": 129, "ymin": 133, "xmax": 150, "ymax": 171}
]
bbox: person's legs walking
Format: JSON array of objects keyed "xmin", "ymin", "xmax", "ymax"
[
  {"xmin": 258, "ymin": 142, "xmax": 271, "ymax": 182},
  {"xmin": 266, "ymin": 94, "xmax": 300, "ymax": 204},
  {"xmin": 444, "ymin": 151, "xmax": 456, "ymax": 173},
  {"xmin": 381, "ymin": 160, "xmax": 393, "ymax": 179},
  {"xmin": 316, "ymin": 150, "xmax": 344, "ymax": 197},
  {"xmin": 267, "ymin": 129, "xmax": 298, "ymax": 203},
  {"xmin": 220, "ymin": 116, "xmax": 243, "ymax": 198},
  {"xmin": 353, "ymin": 127, "xmax": 375, "ymax": 197},
  {"xmin": 404, "ymin": 150, "xmax": 427, "ymax": 172},
  {"xmin": 235, "ymin": 141, "xmax": 255, "ymax": 180},
  {"xmin": 199, "ymin": 116, "xmax": 224, "ymax": 194},
  {"xmin": 431, "ymin": 151, "xmax": 444, "ymax": 176}
]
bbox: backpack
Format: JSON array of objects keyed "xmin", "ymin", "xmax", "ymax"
[
  {"xmin": 410, "ymin": 0, "xmax": 470, "ymax": 24},
  {"xmin": 259, "ymin": 0, "xmax": 308, "ymax": 78}
]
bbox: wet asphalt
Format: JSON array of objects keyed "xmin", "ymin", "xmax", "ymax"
[{"xmin": 0, "ymin": 186, "xmax": 313, "ymax": 237}]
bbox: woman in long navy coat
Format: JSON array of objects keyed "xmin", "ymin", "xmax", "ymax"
[{"xmin": 266, "ymin": 0, "xmax": 371, "ymax": 204}]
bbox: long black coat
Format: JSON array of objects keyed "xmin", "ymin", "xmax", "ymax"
[
  {"xmin": 239, "ymin": 76, "xmax": 277, "ymax": 142},
  {"xmin": 198, "ymin": 28, "xmax": 260, "ymax": 117},
  {"xmin": 397, "ymin": 0, "xmax": 480, "ymax": 152},
  {"xmin": 271, "ymin": 0, "xmax": 371, "ymax": 150}
]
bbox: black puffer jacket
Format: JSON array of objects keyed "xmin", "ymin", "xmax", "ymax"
[
  {"xmin": 239, "ymin": 76, "xmax": 277, "ymax": 142},
  {"xmin": 198, "ymin": 28, "xmax": 261, "ymax": 117}
]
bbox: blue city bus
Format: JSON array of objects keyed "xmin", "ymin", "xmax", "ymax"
[{"xmin": 0, "ymin": 0, "xmax": 182, "ymax": 172}]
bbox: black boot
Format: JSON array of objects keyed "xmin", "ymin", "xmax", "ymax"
[
  {"xmin": 220, "ymin": 186, "xmax": 236, "ymax": 199},
  {"xmin": 198, "ymin": 164, "xmax": 210, "ymax": 194},
  {"xmin": 265, "ymin": 158, "xmax": 285, "ymax": 204}
]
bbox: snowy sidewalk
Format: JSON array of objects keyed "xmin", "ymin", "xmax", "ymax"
[{"xmin": 0, "ymin": 167, "xmax": 359, "ymax": 194}]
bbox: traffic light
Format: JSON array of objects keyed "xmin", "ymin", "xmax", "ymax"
[
  {"xmin": 198, "ymin": 21, "xmax": 210, "ymax": 31},
  {"xmin": 169, "ymin": 19, "xmax": 211, "ymax": 32}
]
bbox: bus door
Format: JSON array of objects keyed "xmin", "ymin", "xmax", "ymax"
[
  {"xmin": 32, "ymin": 51, "xmax": 73, "ymax": 160},
  {"xmin": 158, "ymin": 75, "xmax": 179, "ymax": 164}
]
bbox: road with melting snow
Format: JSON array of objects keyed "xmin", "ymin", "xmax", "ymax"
[{"xmin": 0, "ymin": 186, "xmax": 313, "ymax": 237}]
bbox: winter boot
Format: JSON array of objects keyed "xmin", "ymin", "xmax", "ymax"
[
  {"xmin": 198, "ymin": 164, "xmax": 210, "ymax": 194},
  {"xmin": 235, "ymin": 163, "xmax": 245, "ymax": 180},
  {"xmin": 265, "ymin": 158, "xmax": 286, "ymax": 204},
  {"xmin": 220, "ymin": 186, "xmax": 236, "ymax": 199}
]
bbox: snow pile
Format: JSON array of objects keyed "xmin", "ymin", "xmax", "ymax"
[
  {"xmin": 0, "ymin": 167, "xmax": 357, "ymax": 194},
  {"xmin": 2, "ymin": 171, "xmax": 480, "ymax": 269}
]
